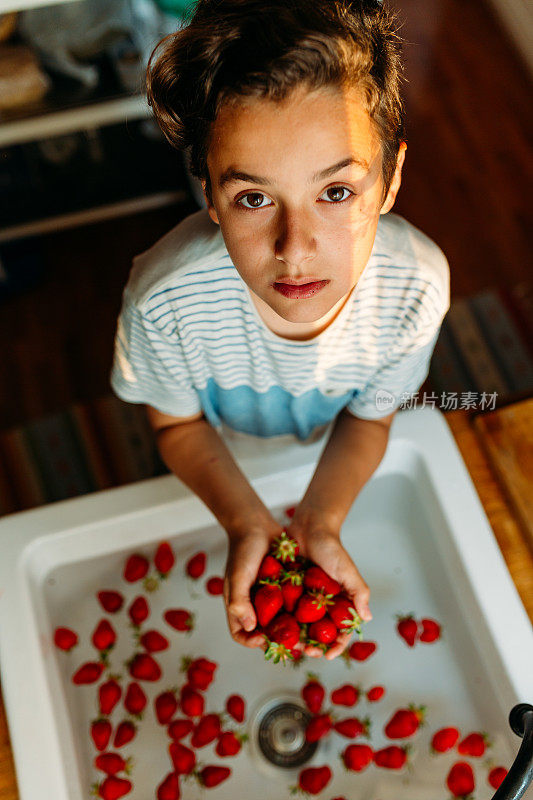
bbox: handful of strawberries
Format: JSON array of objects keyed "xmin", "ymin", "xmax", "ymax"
[{"xmin": 251, "ymin": 531, "xmax": 364, "ymax": 663}]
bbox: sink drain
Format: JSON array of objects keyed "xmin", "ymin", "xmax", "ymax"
[{"xmin": 256, "ymin": 699, "xmax": 317, "ymax": 768}]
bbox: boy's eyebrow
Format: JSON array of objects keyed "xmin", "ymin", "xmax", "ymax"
[{"xmin": 218, "ymin": 156, "xmax": 369, "ymax": 190}]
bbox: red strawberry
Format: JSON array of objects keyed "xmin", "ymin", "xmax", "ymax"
[
  {"xmin": 488, "ymin": 766, "xmax": 507, "ymax": 789},
  {"xmin": 154, "ymin": 542, "xmax": 175, "ymax": 576},
  {"xmin": 458, "ymin": 731, "xmax": 489, "ymax": 757},
  {"xmin": 187, "ymin": 666, "xmax": 214, "ymax": 691},
  {"xmin": 305, "ymin": 714, "xmax": 333, "ymax": 742},
  {"xmin": 186, "ymin": 551, "xmax": 206, "ymax": 579},
  {"xmin": 253, "ymin": 584, "xmax": 283, "ymax": 627},
  {"xmin": 334, "ymin": 717, "xmax": 370, "ymax": 738},
  {"xmin": 396, "ymin": 614, "xmax": 418, "ymax": 647},
  {"xmin": 91, "ymin": 719, "xmax": 112, "ymax": 751},
  {"xmin": 180, "ymin": 685, "xmax": 204, "ymax": 718},
  {"xmin": 342, "ymin": 743, "xmax": 373, "ymax": 771},
  {"xmin": 92, "ymin": 620, "xmax": 117, "ymax": 652},
  {"xmin": 94, "ymin": 752, "xmax": 128, "ymax": 776},
  {"xmin": 348, "ymin": 641, "xmax": 377, "ymax": 661},
  {"xmin": 301, "ymin": 675, "xmax": 325, "ymax": 714},
  {"xmin": 297, "ymin": 765, "xmax": 332, "ymax": 794},
  {"xmin": 113, "ymin": 721, "xmax": 136, "ymax": 748},
  {"xmin": 419, "ymin": 617, "xmax": 441, "ymax": 643},
  {"xmin": 373, "ymin": 745, "xmax": 408, "ymax": 769},
  {"xmin": 169, "ymin": 742, "xmax": 196, "ymax": 775},
  {"xmin": 124, "ymin": 682, "xmax": 147, "ymax": 716},
  {"xmin": 431, "ymin": 726, "xmax": 460, "ymax": 753},
  {"xmin": 284, "ymin": 506, "xmax": 296, "ymax": 518},
  {"xmin": 98, "ymin": 591, "xmax": 124, "ymax": 613},
  {"xmin": 54, "ymin": 626, "xmax": 78, "ymax": 651},
  {"xmin": 329, "ymin": 595, "xmax": 363, "ymax": 634},
  {"xmin": 128, "ymin": 596, "xmax": 149, "ymax": 627},
  {"xmin": 281, "ymin": 577, "xmax": 304, "ymax": 612},
  {"xmin": 225, "ymin": 694, "xmax": 246, "ymax": 723},
  {"xmin": 97, "ymin": 776, "xmax": 132, "ymax": 799},
  {"xmin": 190, "ymin": 656, "xmax": 217, "ymax": 674},
  {"xmin": 73, "ymin": 661, "xmax": 104, "ymax": 685},
  {"xmin": 295, "ymin": 592, "xmax": 333, "ymax": 623},
  {"xmin": 216, "ymin": 731, "xmax": 243, "ymax": 757},
  {"xmin": 140, "ymin": 630, "xmax": 169, "ymax": 652},
  {"xmin": 124, "ymin": 554, "xmax": 149, "ymax": 583},
  {"xmin": 384, "ymin": 706, "xmax": 425, "ymax": 739},
  {"xmin": 258, "ymin": 554, "xmax": 283, "ymax": 581},
  {"xmin": 205, "ymin": 576, "xmax": 224, "ymax": 595},
  {"xmin": 447, "ymin": 761, "xmax": 475, "ymax": 797},
  {"xmin": 168, "ymin": 718, "xmax": 194, "ymax": 740},
  {"xmin": 308, "ymin": 617, "xmax": 337, "ymax": 645},
  {"xmin": 184, "ymin": 656, "xmax": 217, "ymax": 690},
  {"xmin": 197, "ymin": 766, "xmax": 231, "ymax": 788},
  {"xmin": 128, "ymin": 653, "xmax": 161, "ymax": 682},
  {"xmin": 270, "ymin": 530, "xmax": 299, "ymax": 563},
  {"xmin": 303, "ymin": 566, "xmax": 341, "ymax": 596},
  {"xmin": 157, "ymin": 772, "xmax": 181, "ymax": 800},
  {"xmin": 191, "ymin": 714, "xmax": 221, "ymax": 747},
  {"xmin": 164, "ymin": 609, "xmax": 194, "ymax": 632},
  {"xmin": 99, "ymin": 680, "xmax": 122, "ymax": 715},
  {"xmin": 331, "ymin": 685, "xmax": 360, "ymax": 707},
  {"xmin": 366, "ymin": 685, "xmax": 385, "ymax": 702},
  {"xmin": 265, "ymin": 612, "xmax": 301, "ymax": 662},
  {"xmin": 155, "ymin": 691, "xmax": 178, "ymax": 724}
]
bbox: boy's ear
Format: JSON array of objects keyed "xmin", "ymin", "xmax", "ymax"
[
  {"xmin": 380, "ymin": 141, "xmax": 407, "ymax": 215},
  {"xmin": 201, "ymin": 180, "xmax": 220, "ymax": 225}
]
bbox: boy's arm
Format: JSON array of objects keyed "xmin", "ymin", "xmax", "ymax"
[
  {"xmin": 286, "ymin": 407, "xmax": 396, "ymax": 658},
  {"xmin": 146, "ymin": 405, "xmax": 282, "ymax": 647}
]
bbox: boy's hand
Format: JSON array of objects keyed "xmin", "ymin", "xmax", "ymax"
[
  {"xmin": 286, "ymin": 518, "xmax": 372, "ymax": 661},
  {"xmin": 223, "ymin": 518, "xmax": 283, "ymax": 649}
]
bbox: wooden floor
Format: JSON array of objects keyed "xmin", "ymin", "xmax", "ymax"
[{"xmin": 1, "ymin": 0, "xmax": 531, "ymax": 430}]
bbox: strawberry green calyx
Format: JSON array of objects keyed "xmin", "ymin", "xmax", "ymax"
[
  {"xmin": 309, "ymin": 590, "xmax": 335, "ymax": 610},
  {"xmin": 270, "ymin": 530, "xmax": 299, "ymax": 563},
  {"xmin": 409, "ymin": 704, "xmax": 426, "ymax": 726},
  {"xmin": 282, "ymin": 569, "xmax": 304, "ymax": 586},
  {"xmin": 340, "ymin": 608, "xmax": 363, "ymax": 634},
  {"xmin": 306, "ymin": 639, "xmax": 329, "ymax": 654},
  {"xmin": 264, "ymin": 638, "xmax": 295, "ymax": 665}
]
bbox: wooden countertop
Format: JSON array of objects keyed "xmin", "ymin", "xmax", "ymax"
[{"xmin": 1, "ymin": 407, "xmax": 532, "ymax": 799}]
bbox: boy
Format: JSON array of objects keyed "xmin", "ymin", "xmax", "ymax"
[{"xmin": 111, "ymin": 0, "xmax": 450, "ymax": 659}]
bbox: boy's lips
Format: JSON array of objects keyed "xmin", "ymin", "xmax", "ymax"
[{"xmin": 273, "ymin": 279, "xmax": 330, "ymax": 299}]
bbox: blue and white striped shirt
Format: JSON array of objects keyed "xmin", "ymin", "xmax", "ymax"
[{"xmin": 111, "ymin": 208, "xmax": 449, "ymax": 440}]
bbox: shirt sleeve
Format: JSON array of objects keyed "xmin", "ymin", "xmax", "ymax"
[
  {"xmin": 110, "ymin": 287, "xmax": 202, "ymax": 418},
  {"xmin": 347, "ymin": 262, "xmax": 450, "ymax": 421}
]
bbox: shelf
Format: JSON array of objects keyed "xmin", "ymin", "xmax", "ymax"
[
  {"xmin": 0, "ymin": 189, "xmax": 188, "ymax": 243},
  {"xmin": 0, "ymin": 93, "xmax": 151, "ymax": 149}
]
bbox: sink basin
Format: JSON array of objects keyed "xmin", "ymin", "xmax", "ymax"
[{"xmin": 0, "ymin": 407, "xmax": 531, "ymax": 799}]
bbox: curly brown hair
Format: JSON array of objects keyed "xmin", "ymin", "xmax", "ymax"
[{"xmin": 147, "ymin": 0, "xmax": 405, "ymax": 205}]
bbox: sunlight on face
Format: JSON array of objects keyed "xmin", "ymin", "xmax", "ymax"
[{"xmin": 203, "ymin": 84, "xmax": 404, "ymax": 339}]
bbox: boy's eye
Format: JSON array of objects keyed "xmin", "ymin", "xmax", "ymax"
[
  {"xmin": 236, "ymin": 192, "xmax": 272, "ymax": 210},
  {"xmin": 319, "ymin": 186, "xmax": 353, "ymax": 203}
]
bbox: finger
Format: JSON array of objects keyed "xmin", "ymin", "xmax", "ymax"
[
  {"xmin": 231, "ymin": 629, "xmax": 266, "ymax": 648},
  {"xmin": 340, "ymin": 565, "xmax": 372, "ymax": 622},
  {"xmin": 303, "ymin": 645, "xmax": 324, "ymax": 658},
  {"xmin": 227, "ymin": 594, "xmax": 257, "ymax": 634},
  {"xmin": 325, "ymin": 632, "xmax": 352, "ymax": 660}
]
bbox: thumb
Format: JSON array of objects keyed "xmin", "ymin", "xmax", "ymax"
[{"xmin": 227, "ymin": 577, "xmax": 257, "ymax": 633}]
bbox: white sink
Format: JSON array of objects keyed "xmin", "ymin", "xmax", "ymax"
[{"xmin": 0, "ymin": 408, "xmax": 531, "ymax": 799}]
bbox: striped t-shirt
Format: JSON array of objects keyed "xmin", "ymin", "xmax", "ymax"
[{"xmin": 111, "ymin": 208, "xmax": 450, "ymax": 440}]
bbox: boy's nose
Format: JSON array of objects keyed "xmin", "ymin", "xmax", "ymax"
[{"xmin": 274, "ymin": 208, "xmax": 317, "ymax": 269}]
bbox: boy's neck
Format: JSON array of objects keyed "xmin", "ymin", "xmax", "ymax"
[{"xmin": 248, "ymin": 286, "xmax": 355, "ymax": 341}]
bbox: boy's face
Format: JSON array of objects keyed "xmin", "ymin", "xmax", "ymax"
[{"xmin": 202, "ymin": 84, "xmax": 406, "ymax": 337}]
